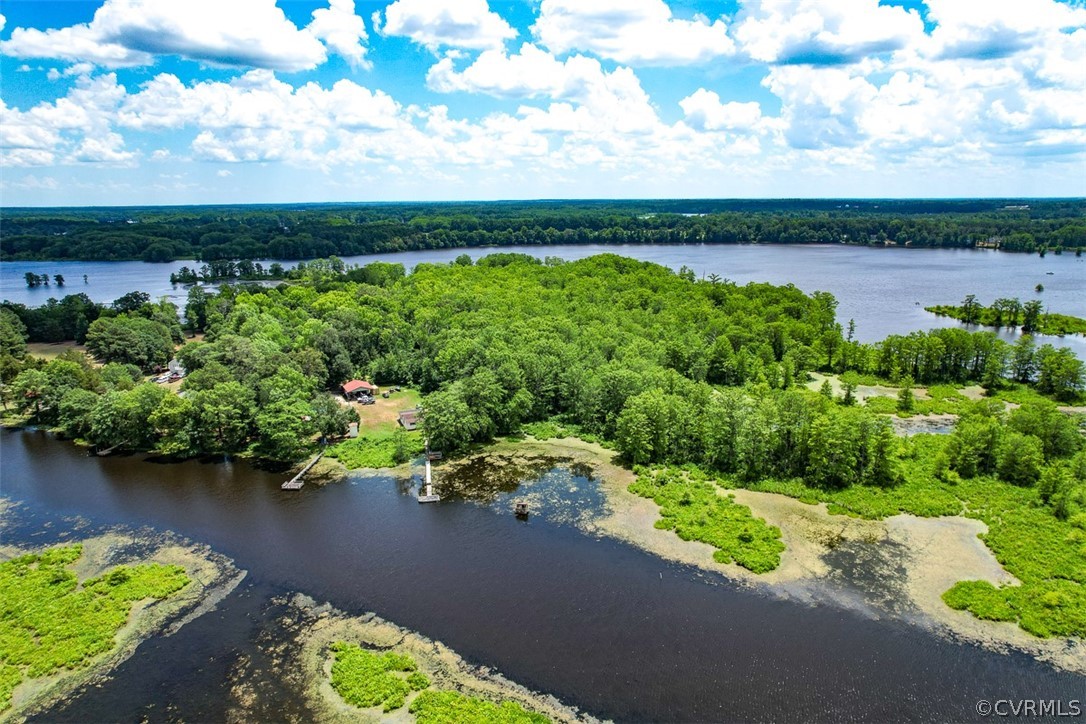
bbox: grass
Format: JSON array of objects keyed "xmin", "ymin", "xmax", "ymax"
[
  {"xmin": 328, "ymin": 642, "xmax": 429, "ymax": 712},
  {"xmin": 356, "ymin": 388, "xmax": 422, "ymax": 435},
  {"xmin": 911, "ymin": 384, "xmax": 970, "ymax": 415},
  {"xmin": 326, "ymin": 428, "xmax": 425, "ymax": 469},
  {"xmin": 328, "ymin": 642, "xmax": 548, "ymax": 722},
  {"xmin": 744, "ymin": 434, "xmax": 1086, "ymax": 638},
  {"xmin": 0, "ymin": 544, "xmax": 190, "ymax": 711},
  {"xmin": 994, "ymin": 383, "xmax": 1086, "ymax": 407},
  {"xmin": 410, "ymin": 690, "xmax": 549, "ymax": 724},
  {"xmin": 520, "ymin": 418, "xmax": 604, "ymax": 445},
  {"xmin": 629, "ymin": 467, "xmax": 785, "ymax": 573},
  {"xmin": 862, "ymin": 396, "xmax": 898, "ymax": 414}
]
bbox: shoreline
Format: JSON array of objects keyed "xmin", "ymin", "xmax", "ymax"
[
  {"xmin": 266, "ymin": 594, "xmax": 594, "ymax": 723},
  {"xmin": 453, "ymin": 436, "xmax": 1085, "ymax": 677}
]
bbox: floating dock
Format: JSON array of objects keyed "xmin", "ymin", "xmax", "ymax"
[{"xmin": 282, "ymin": 451, "xmax": 323, "ymax": 490}]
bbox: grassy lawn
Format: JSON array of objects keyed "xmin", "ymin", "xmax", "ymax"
[
  {"xmin": 25, "ymin": 341, "xmax": 93, "ymax": 362},
  {"xmin": 354, "ymin": 388, "xmax": 422, "ymax": 434},
  {"xmin": 326, "ymin": 388, "xmax": 425, "ymax": 468}
]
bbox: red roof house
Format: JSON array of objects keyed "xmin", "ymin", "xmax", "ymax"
[{"xmin": 342, "ymin": 380, "xmax": 378, "ymax": 397}]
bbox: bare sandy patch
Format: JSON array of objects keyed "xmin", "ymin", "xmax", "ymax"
[
  {"xmin": 464, "ymin": 438, "xmax": 1085, "ymax": 676},
  {"xmin": 886, "ymin": 515, "xmax": 1085, "ymax": 675}
]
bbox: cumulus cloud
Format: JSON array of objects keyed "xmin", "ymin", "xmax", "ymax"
[
  {"xmin": 923, "ymin": 0, "xmax": 1086, "ymax": 61},
  {"xmin": 733, "ymin": 0, "xmax": 925, "ymax": 65},
  {"xmin": 531, "ymin": 0, "xmax": 734, "ymax": 65},
  {"xmin": 679, "ymin": 89, "xmax": 766, "ymax": 132},
  {"xmin": 376, "ymin": 0, "xmax": 516, "ymax": 51},
  {"xmin": 306, "ymin": 0, "xmax": 370, "ymax": 68},
  {"xmin": 0, "ymin": 0, "xmax": 369, "ymax": 71}
]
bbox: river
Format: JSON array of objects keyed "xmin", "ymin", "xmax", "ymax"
[
  {"xmin": 2, "ymin": 244, "xmax": 1084, "ymax": 353},
  {"xmin": 1, "ymin": 429, "xmax": 1082, "ymax": 722}
]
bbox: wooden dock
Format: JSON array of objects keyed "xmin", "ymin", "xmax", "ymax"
[{"xmin": 282, "ymin": 451, "xmax": 323, "ymax": 490}]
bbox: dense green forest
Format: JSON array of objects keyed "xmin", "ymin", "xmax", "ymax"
[
  {"xmin": 3, "ymin": 199, "xmax": 1084, "ymax": 262},
  {"xmin": 2, "ymin": 253, "xmax": 1084, "ymax": 636}
]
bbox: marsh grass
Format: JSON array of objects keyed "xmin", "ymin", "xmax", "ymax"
[
  {"xmin": 328, "ymin": 642, "xmax": 428, "ymax": 712},
  {"xmin": 630, "ymin": 467, "xmax": 785, "ymax": 573},
  {"xmin": 328, "ymin": 641, "xmax": 548, "ymax": 721},
  {"xmin": 745, "ymin": 435, "xmax": 1086, "ymax": 638},
  {"xmin": 0, "ymin": 544, "xmax": 189, "ymax": 710},
  {"xmin": 410, "ymin": 690, "xmax": 549, "ymax": 723}
]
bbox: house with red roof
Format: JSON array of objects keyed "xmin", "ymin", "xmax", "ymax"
[{"xmin": 341, "ymin": 379, "xmax": 378, "ymax": 399}]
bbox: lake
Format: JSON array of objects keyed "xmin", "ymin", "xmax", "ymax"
[
  {"xmin": 2, "ymin": 244, "xmax": 1084, "ymax": 353},
  {"xmin": 2, "ymin": 429, "xmax": 1083, "ymax": 722}
]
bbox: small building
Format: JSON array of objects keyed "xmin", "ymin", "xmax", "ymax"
[
  {"xmin": 398, "ymin": 408, "xmax": 421, "ymax": 430},
  {"xmin": 341, "ymin": 380, "xmax": 378, "ymax": 399}
]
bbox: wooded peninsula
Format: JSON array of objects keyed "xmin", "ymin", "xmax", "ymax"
[
  {"xmin": 1, "ymin": 254, "xmax": 1084, "ymax": 641},
  {"xmin": 3, "ymin": 198, "xmax": 1085, "ymax": 262}
]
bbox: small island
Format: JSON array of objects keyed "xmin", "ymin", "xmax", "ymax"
[{"xmin": 926, "ymin": 295, "xmax": 1086, "ymax": 337}]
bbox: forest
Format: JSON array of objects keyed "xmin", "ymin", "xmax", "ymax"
[
  {"xmin": 2, "ymin": 253, "xmax": 1084, "ymax": 636},
  {"xmin": 2, "ymin": 198, "xmax": 1085, "ymax": 262}
]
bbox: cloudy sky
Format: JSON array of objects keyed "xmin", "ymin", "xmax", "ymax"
[{"xmin": 1, "ymin": 0, "xmax": 1084, "ymax": 206}]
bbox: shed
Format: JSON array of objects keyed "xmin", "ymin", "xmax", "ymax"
[
  {"xmin": 398, "ymin": 408, "xmax": 421, "ymax": 430},
  {"xmin": 342, "ymin": 380, "xmax": 378, "ymax": 399}
]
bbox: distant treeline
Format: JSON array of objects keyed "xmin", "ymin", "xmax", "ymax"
[{"xmin": 2, "ymin": 199, "xmax": 1084, "ymax": 262}]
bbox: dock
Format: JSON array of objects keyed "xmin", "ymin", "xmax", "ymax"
[
  {"xmin": 417, "ymin": 450, "xmax": 441, "ymax": 503},
  {"xmin": 282, "ymin": 451, "xmax": 323, "ymax": 490}
]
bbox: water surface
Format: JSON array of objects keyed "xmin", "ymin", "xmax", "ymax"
[
  {"xmin": 3, "ymin": 244, "xmax": 1083, "ymax": 353},
  {"xmin": 2, "ymin": 429, "xmax": 1082, "ymax": 722}
]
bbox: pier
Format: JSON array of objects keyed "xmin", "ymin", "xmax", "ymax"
[{"xmin": 282, "ymin": 451, "xmax": 323, "ymax": 490}]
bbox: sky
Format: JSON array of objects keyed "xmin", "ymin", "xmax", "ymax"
[{"xmin": 0, "ymin": 0, "xmax": 1084, "ymax": 206}]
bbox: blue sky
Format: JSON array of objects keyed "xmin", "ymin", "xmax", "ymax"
[{"xmin": 1, "ymin": 0, "xmax": 1084, "ymax": 206}]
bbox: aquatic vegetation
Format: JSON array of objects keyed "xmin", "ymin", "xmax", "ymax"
[
  {"xmin": 0, "ymin": 544, "xmax": 189, "ymax": 710},
  {"xmin": 630, "ymin": 467, "xmax": 785, "ymax": 573},
  {"xmin": 328, "ymin": 641, "xmax": 547, "ymax": 721},
  {"xmin": 410, "ymin": 690, "xmax": 550, "ymax": 724},
  {"xmin": 911, "ymin": 385, "xmax": 970, "ymax": 415},
  {"xmin": 328, "ymin": 642, "xmax": 428, "ymax": 712},
  {"xmin": 747, "ymin": 435, "xmax": 1086, "ymax": 638}
]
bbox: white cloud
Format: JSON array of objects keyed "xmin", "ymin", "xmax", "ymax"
[
  {"xmin": 923, "ymin": 0, "xmax": 1086, "ymax": 61},
  {"xmin": 217, "ymin": 169, "xmax": 232, "ymax": 177},
  {"xmin": 376, "ymin": 0, "xmax": 516, "ymax": 51},
  {"xmin": 734, "ymin": 0, "xmax": 924, "ymax": 65},
  {"xmin": 531, "ymin": 0, "xmax": 733, "ymax": 66},
  {"xmin": 305, "ymin": 0, "xmax": 370, "ymax": 68},
  {"xmin": 0, "ymin": 0, "xmax": 369, "ymax": 72},
  {"xmin": 679, "ymin": 89, "xmax": 766, "ymax": 132},
  {"xmin": 47, "ymin": 63, "xmax": 96, "ymax": 81},
  {"xmin": 15, "ymin": 174, "xmax": 60, "ymax": 190},
  {"xmin": 2, "ymin": 22, "xmax": 150, "ymax": 68}
]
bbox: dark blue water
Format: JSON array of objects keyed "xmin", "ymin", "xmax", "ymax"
[{"xmin": 2, "ymin": 429, "xmax": 1082, "ymax": 722}]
